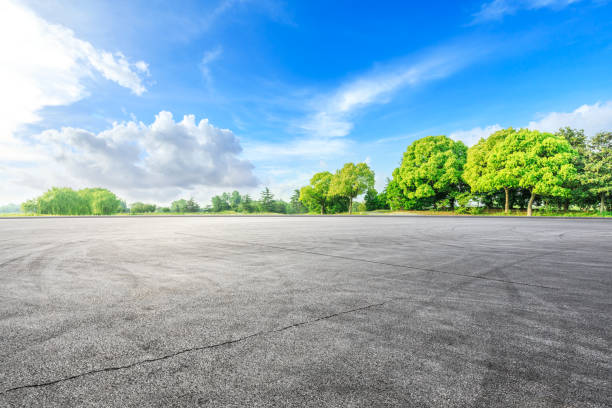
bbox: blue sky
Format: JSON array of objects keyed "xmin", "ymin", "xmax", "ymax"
[{"xmin": 1, "ymin": 0, "xmax": 611, "ymax": 204}]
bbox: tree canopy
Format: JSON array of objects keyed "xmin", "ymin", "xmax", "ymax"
[
  {"xmin": 393, "ymin": 135, "xmax": 467, "ymax": 210},
  {"xmin": 328, "ymin": 162, "xmax": 374, "ymax": 214}
]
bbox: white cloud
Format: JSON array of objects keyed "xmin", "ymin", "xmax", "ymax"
[
  {"xmin": 200, "ymin": 46, "xmax": 223, "ymax": 84},
  {"xmin": 473, "ymin": 0, "xmax": 583, "ymax": 23},
  {"xmin": 450, "ymin": 124, "xmax": 503, "ymax": 146},
  {"xmin": 448, "ymin": 101, "xmax": 612, "ymax": 149},
  {"xmin": 300, "ymin": 43, "xmax": 487, "ymax": 138},
  {"xmin": 37, "ymin": 111, "xmax": 257, "ymax": 190},
  {"xmin": 528, "ymin": 101, "xmax": 612, "ymax": 135},
  {"xmin": 0, "ymin": 0, "xmax": 149, "ymax": 141}
]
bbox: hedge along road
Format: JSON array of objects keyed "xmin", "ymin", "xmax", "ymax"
[{"xmin": 0, "ymin": 216, "xmax": 610, "ymax": 407}]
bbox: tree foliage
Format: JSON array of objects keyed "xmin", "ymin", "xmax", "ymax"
[
  {"xmin": 584, "ymin": 131, "xmax": 612, "ymax": 212},
  {"xmin": 22, "ymin": 187, "xmax": 124, "ymax": 215},
  {"xmin": 328, "ymin": 162, "xmax": 374, "ymax": 214},
  {"xmin": 300, "ymin": 171, "xmax": 333, "ymax": 214},
  {"xmin": 393, "ymin": 136, "xmax": 467, "ymax": 210}
]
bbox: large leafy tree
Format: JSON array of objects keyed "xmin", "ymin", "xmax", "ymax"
[
  {"xmin": 464, "ymin": 128, "xmax": 521, "ymax": 213},
  {"xmin": 584, "ymin": 131, "xmax": 612, "ymax": 212},
  {"xmin": 329, "ymin": 163, "xmax": 375, "ymax": 214},
  {"xmin": 513, "ymin": 129, "xmax": 576, "ymax": 216},
  {"xmin": 299, "ymin": 171, "xmax": 333, "ymax": 214},
  {"xmin": 554, "ymin": 127, "xmax": 592, "ymax": 210},
  {"xmin": 395, "ymin": 135, "xmax": 467, "ymax": 210},
  {"xmin": 79, "ymin": 188, "xmax": 123, "ymax": 215}
]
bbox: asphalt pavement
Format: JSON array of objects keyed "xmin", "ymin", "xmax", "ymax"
[{"xmin": 0, "ymin": 216, "xmax": 610, "ymax": 407}]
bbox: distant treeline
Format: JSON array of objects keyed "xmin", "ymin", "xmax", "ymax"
[
  {"xmin": 298, "ymin": 127, "xmax": 609, "ymax": 215},
  {"xmin": 16, "ymin": 127, "xmax": 611, "ymax": 216}
]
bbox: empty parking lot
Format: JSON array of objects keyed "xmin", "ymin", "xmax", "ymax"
[{"xmin": 0, "ymin": 216, "xmax": 610, "ymax": 407}]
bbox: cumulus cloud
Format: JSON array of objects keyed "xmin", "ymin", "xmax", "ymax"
[
  {"xmin": 472, "ymin": 0, "xmax": 583, "ymax": 23},
  {"xmin": 0, "ymin": 0, "xmax": 149, "ymax": 140},
  {"xmin": 34, "ymin": 111, "xmax": 257, "ymax": 194},
  {"xmin": 448, "ymin": 101, "xmax": 612, "ymax": 149},
  {"xmin": 528, "ymin": 101, "xmax": 612, "ymax": 135},
  {"xmin": 449, "ymin": 124, "xmax": 503, "ymax": 146}
]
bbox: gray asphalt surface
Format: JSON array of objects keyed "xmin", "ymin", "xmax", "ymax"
[{"xmin": 0, "ymin": 216, "xmax": 610, "ymax": 407}]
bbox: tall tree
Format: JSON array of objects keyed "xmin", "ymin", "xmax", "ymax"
[
  {"xmin": 290, "ymin": 189, "xmax": 306, "ymax": 214},
  {"xmin": 584, "ymin": 131, "xmax": 612, "ymax": 212},
  {"xmin": 395, "ymin": 136, "xmax": 467, "ymax": 210},
  {"xmin": 329, "ymin": 163, "xmax": 375, "ymax": 214},
  {"xmin": 260, "ymin": 187, "xmax": 275, "ymax": 212},
  {"xmin": 299, "ymin": 171, "xmax": 333, "ymax": 214},
  {"xmin": 513, "ymin": 129, "xmax": 576, "ymax": 216},
  {"xmin": 555, "ymin": 127, "xmax": 590, "ymax": 210},
  {"xmin": 229, "ymin": 191, "xmax": 242, "ymax": 210},
  {"xmin": 464, "ymin": 128, "xmax": 519, "ymax": 213}
]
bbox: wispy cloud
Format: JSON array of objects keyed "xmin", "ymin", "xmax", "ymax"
[
  {"xmin": 298, "ymin": 40, "xmax": 491, "ymax": 139},
  {"xmin": 200, "ymin": 46, "xmax": 223, "ymax": 85},
  {"xmin": 472, "ymin": 0, "xmax": 583, "ymax": 23}
]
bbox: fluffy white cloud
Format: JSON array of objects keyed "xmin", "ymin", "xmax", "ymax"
[
  {"xmin": 0, "ymin": 0, "xmax": 148, "ymax": 140},
  {"xmin": 528, "ymin": 101, "xmax": 612, "ymax": 135},
  {"xmin": 473, "ymin": 0, "xmax": 582, "ymax": 23},
  {"xmin": 33, "ymin": 111, "xmax": 258, "ymax": 195},
  {"xmin": 450, "ymin": 124, "xmax": 503, "ymax": 146},
  {"xmin": 448, "ymin": 101, "xmax": 612, "ymax": 150}
]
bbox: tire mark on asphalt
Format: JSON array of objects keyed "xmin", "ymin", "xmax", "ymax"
[
  {"xmin": 174, "ymin": 232, "xmax": 560, "ymax": 290},
  {"xmin": 0, "ymin": 300, "xmax": 389, "ymax": 395}
]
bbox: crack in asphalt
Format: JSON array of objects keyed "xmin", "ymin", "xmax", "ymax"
[
  {"xmin": 0, "ymin": 301, "xmax": 388, "ymax": 395},
  {"xmin": 175, "ymin": 233, "xmax": 560, "ymax": 290}
]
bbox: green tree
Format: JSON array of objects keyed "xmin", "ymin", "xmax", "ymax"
[
  {"xmin": 229, "ymin": 191, "xmax": 242, "ymax": 210},
  {"xmin": 513, "ymin": 129, "xmax": 576, "ymax": 216},
  {"xmin": 260, "ymin": 187, "xmax": 274, "ymax": 212},
  {"xmin": 395, "ymin": 136, "xmax": 467, "ymax": 210},
  {"xmin": 130, "ymin": 202, "xmax": 156, "ymax": 213},
  {"xmin": 238, "ymin": 194, "xmax": 254, "ymax": 213},
  {"xmin": 554, "ymin": 127, "xmax": 591, "ymax": 210},
  {"xmin": 464, "ymin": 128, "xmax": 520, "ymax": 213},
  {"xmin": 584, "ymin": 131, "xmax": 612, "ymax": 212},
  {"xmin": 36, "ymin": 187, "xmax": 89, "ymax": 215},
  {"xmin": 211, "ymin": 194, "xmax": 230, "ymax": 212},
  {"xmin": 184, "ymin": 198, "xmax": 200, "ymax": 212},
  {"xmin": 328, "ymin": 163, "xmax": 375, "ymax": 214},
  {"xmin": 300, "ymin": 171, "xmax": 333, "ymax": 214},
  {"xmin": 79, "ymin": 188, "xmax": 122, "ymax": 215},
  {"xmin": 364, "ymin": 188, "xmax": 380, "ymax": 211},
  {"xmin": 171, "ymin": 199, "xmax": 187, "ymax": 212},
  {"xmin": 289, "ymin": 189, "xmax": 306, "ymax": 214}
]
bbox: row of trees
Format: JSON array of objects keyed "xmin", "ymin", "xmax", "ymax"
[
  {"xmin": 21, "ymin": 187, "xmax": 126, "ymax": 215},
  {"xmin": 376, "ymin": 128, "xmax": 611, "ymax": 215},
  {"xmin": 17, "ymin": 127, "xmax": 610, "ymax": 216},
  {"xmin": 208, "ymin": 188, "xmax": 306, "ymax": 214},
  {"xmin": 299, "ymin": 162, "xmax": 375, "ymax": 214}
]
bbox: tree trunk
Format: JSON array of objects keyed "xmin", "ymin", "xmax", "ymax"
[
  {"xmin": 349, "ymin": 197, "xmax": 353, "ymax": 214},
  {"xmin": 601, "ymin": 192, "xmax": 606, "ymax": 213},
  {"xmin": 562, "ymin": 200, "xmax": 569, "ymax": 212},
  {"xmin": 321, "ymin": 204, "xmax": 324, "ymax": 215},
  {"xmin": 527, "ymin": 190, "xmax": 536, "ymax": 216},
  {"xmin": 504, "ymin": 187, "xmax": 509, "ymax": 214}
]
